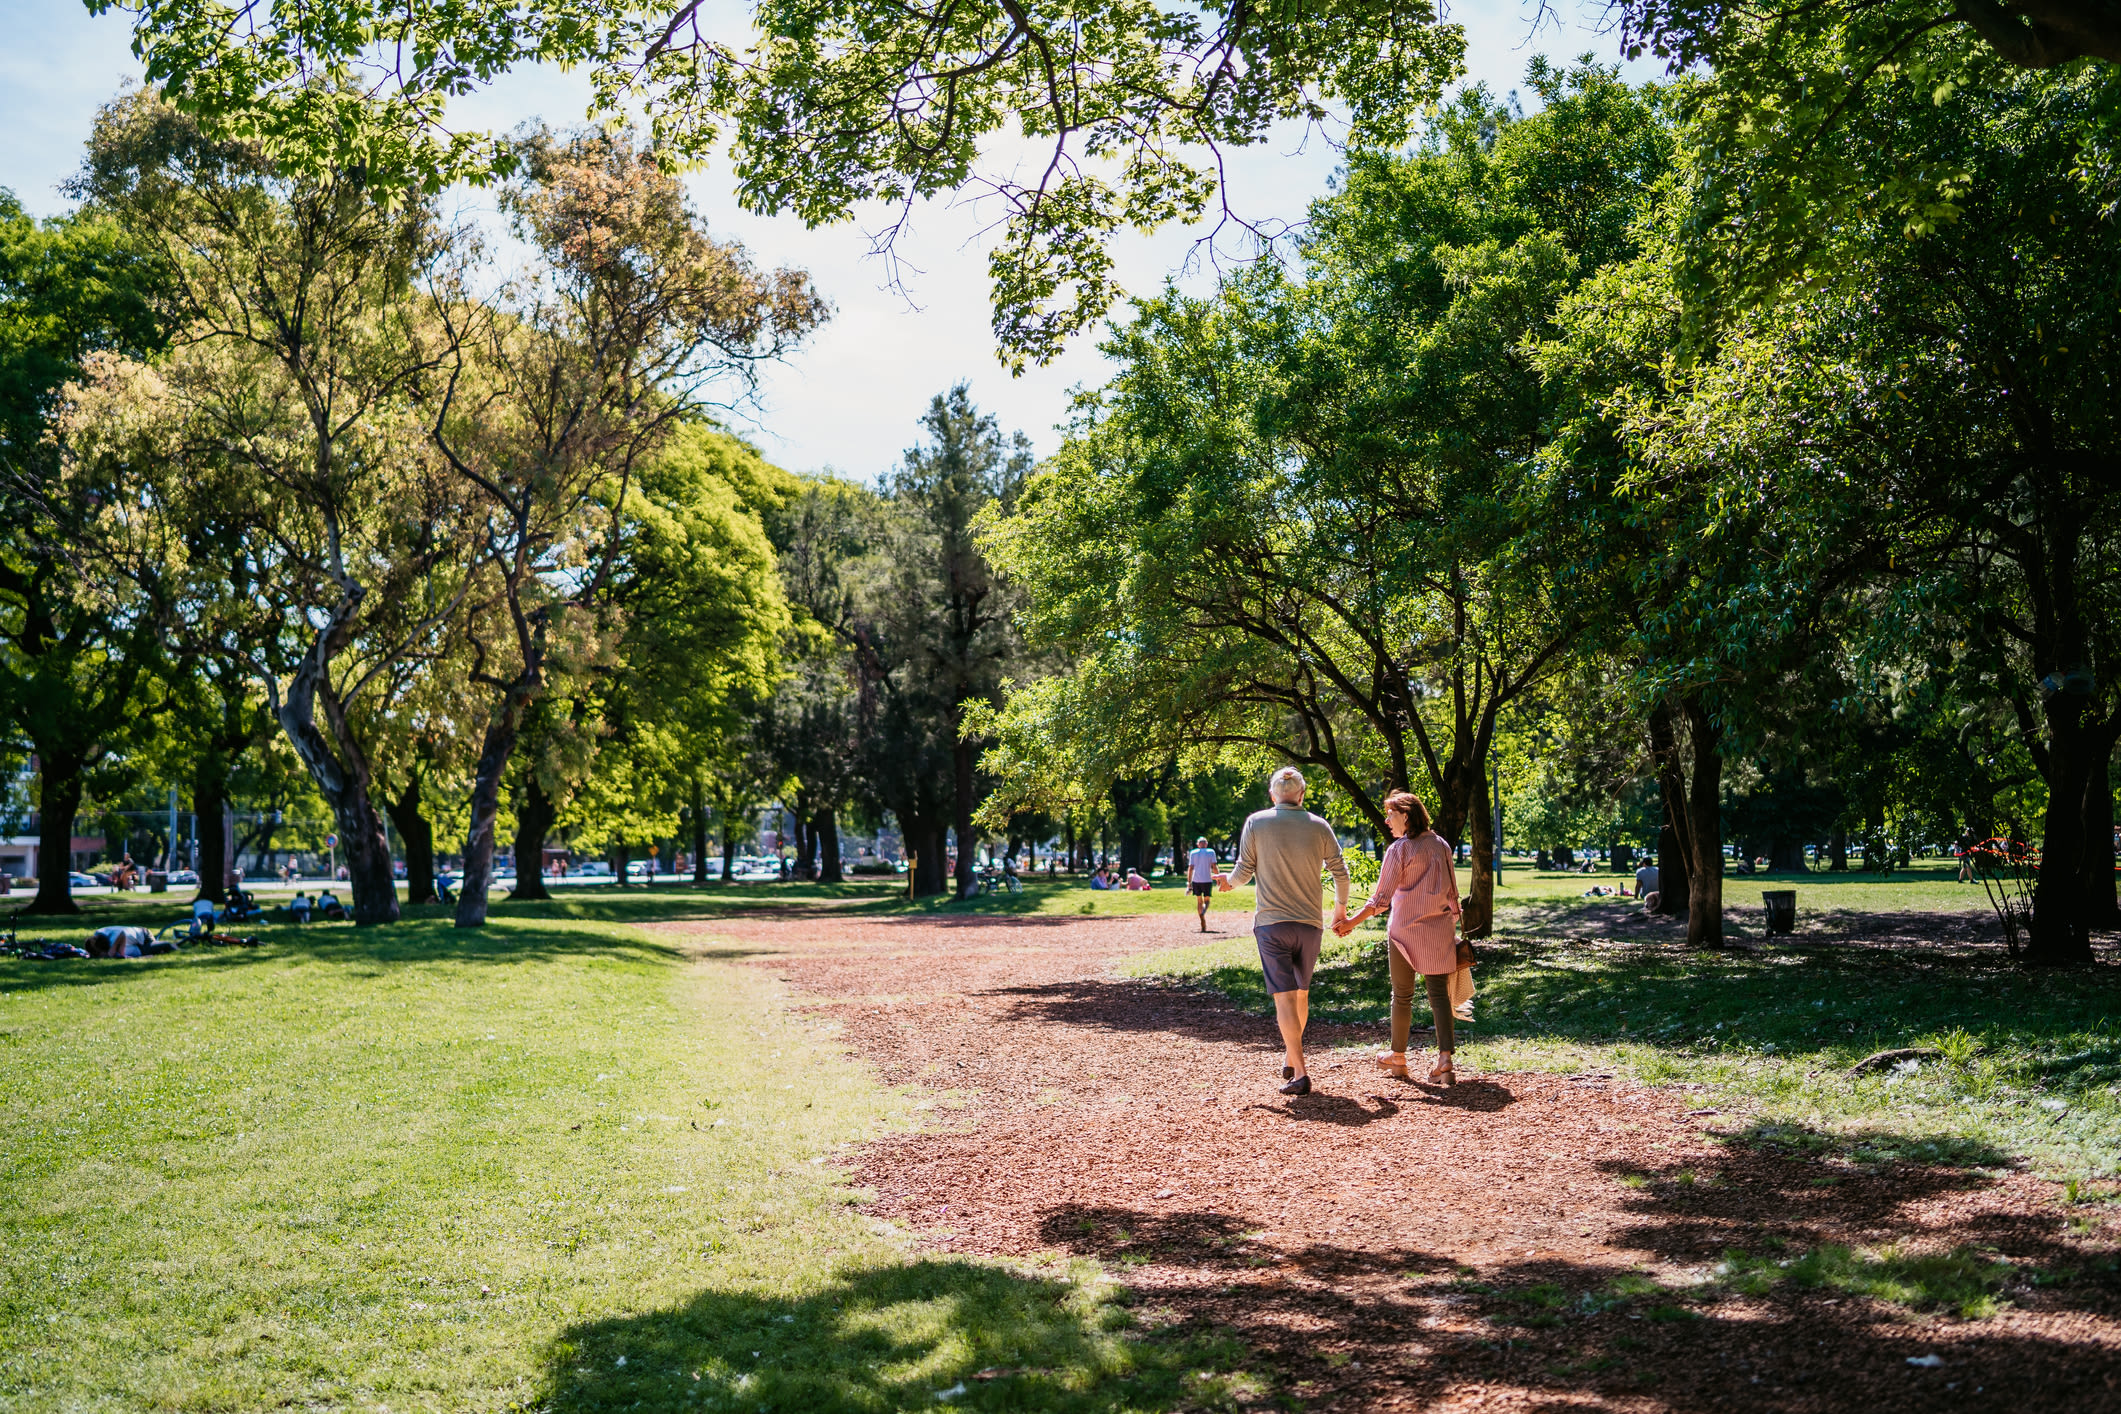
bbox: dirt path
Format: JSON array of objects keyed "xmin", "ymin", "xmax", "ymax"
[{"xmin": 679, "ymin": 906, "xmax": 2121, "ymax": 1412}]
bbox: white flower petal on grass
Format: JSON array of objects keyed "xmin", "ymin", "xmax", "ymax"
[
  {"xmin": 934, "ymin": 1383, "xmax": 968, "ymax": 1402},
  {"xmin": 1907, "ymin": 1354, "xmax": 1945, "ymax": 1368}
]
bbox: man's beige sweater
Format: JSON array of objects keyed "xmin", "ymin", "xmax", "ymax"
[{"xmin": 1228, "ymin": 804, "xmax": 1350, "ymax": 926}]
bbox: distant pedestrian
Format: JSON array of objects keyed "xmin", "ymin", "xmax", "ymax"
[
  {"xmin": 1187, "ymin": 836, "xmax": 1220, "ymax": 932},
  {"xmin": 1220, "ymin": 767, "xmax": 1351, "ymax": 1095},
  {"xmin": 1337, "ymin": 791, "xmax": 1462, "ymax": 1085}
]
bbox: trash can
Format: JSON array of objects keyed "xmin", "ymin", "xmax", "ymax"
[
  {"xmin": 147, "ymin": 871, "xmax": 169, "ymax": 893},
  {"xmin": 1762, "ymin": 889, "xmax": 1797, "ymax": 935}
]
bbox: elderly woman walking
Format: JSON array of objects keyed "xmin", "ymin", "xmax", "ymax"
[{"xmin": 1337, "ymin": 791, "xmax": 1463, "ymax": 1085}]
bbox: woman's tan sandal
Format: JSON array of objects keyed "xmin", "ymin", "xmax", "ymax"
[{"xmin": 1427, "ymin": 1057, "xmax": 1456, "ymax": 1086}]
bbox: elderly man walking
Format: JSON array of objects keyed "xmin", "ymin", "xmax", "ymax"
[{"xmin": 1220, "ymin": 767, "xmax": 1351, "ymax": 1095}]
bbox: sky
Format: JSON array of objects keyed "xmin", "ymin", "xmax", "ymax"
[{"xmin": 0, "ymin": 1, "xmax": 1658, "ymax": 480}]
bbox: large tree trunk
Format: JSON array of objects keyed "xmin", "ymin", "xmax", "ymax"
[
  {"xmin": 691, "ymin": 776, "xmax": 711, "ymax": 885},
  {"xmin": 1434, "ymin": 768, "xmax": 1495, "ymax": 938},
  {"xmin": 455, "ymin": 705, "xmax": 527, "ymax": 928},
  {"xmin": 1655, "ymin": 804, "xmax": 1688, "ymax": 917},
  {"xmin": 193, "ymin": 760, "xmax": 230, "ymax": 904},
  {"xmin": 508, "ymin": 773, "xmax": 555, "ymax": 902},
  {"xmin": 792, "ymin": 803, "xmax": 816, "ymax": 880},
  {"xmin": 279, "ymin": 646, "xmax": 399, "ymax": 927},
  {"xmin": 2082, "ymin": 725, "xmax": 2119, "ymax": 928},
  {"xmin": 1650, "ymin": 696, "xmax": 1723, "ymax": 945},
  {"xmin": 952, "ymin": 738, "xmax": 979, "ymax": 899},
  {"xmin": 721, "ymin": 814, "xmax": 739, "ymax": 885},
  {"xmin": 25, "ymin": 761, "xmax": 83, "ymax": 915},
  {"xmin": 1769, "ymin": 834, "xmax": 1808, "ymax": 873},
  {"xmin": 384, "ymin": 774, "xmax": 438, "ymax": 906},
  {"xmin": 1828, "ymin": 824, "xmax": 1848, "ymax": 872},
  {"xmin": 1680, "ymin": 695, "xmax": 1725, "ymax": 946},
  {"xmin": 910, "ymin": 817, "xmax": 950, "ymax": 897},
  {"xmin": 2028, "ymin": 704, "xmax": 2106, "ymax": 965},
  {"xmin": 816, "ymin": 807, "xmax": 843, "ymax": 883},
  {"xmin": 1462, "ymin": 773, "xmax": 1496, "ymax": 940}
]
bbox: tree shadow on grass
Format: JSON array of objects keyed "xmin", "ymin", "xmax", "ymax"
[
  {"xmin": 537, "ymin": 1257, "xmax": 1254, "ymax": 1413},
  {"xmin": 1020, "ymin": 1188, "xmax": 2121, "ymax": 1413}
]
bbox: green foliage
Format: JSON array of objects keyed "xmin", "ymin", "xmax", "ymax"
[{"xmin": 103, "ymin": 0, "xmax": 1464, "ymax": 369}]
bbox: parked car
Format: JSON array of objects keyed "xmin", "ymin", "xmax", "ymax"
[
  {"xmin": 69, "ymin": 871, "xmax": 98, "ymax": 887},
  {"xmin": 624, "ymin": 860, "xmax": 656, "ymax": 879},
  {"xmin": 166, "ymin": 869, "xmax": 200, "ymax": 885},
  {"xmin": 574, "ymin": 861, "xmax": 613, "ymax": 877}
]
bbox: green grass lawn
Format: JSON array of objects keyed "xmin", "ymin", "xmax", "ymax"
[{"xmin": 0, "ymin": 897, "xmax": 1262, "ymax": 1413}]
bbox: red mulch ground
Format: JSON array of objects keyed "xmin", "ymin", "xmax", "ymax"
[{"xmin": 680, "ymin": 905, "xmax": 2121, "ymax": 1412}]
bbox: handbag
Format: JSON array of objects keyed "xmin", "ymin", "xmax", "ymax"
[{"xmin": 1455, "ymin": 936, "xmax": 1478, "ymax": 968}]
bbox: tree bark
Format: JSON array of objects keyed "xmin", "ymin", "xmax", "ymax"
[
  {"xmin": 691, "ymin": 776, "xmax": 711, "ymax": 885},
  {"xmin": 721, "ymin": 813, "xmax": 739, "ymax": 885},
  {"xmin": 193, "ymin": 759, "xmax": 230, "ymax": 905},
  {"xmin": 952, "ymin": 737, "xmax": 979, "ymax": 898},
  {"xmin": 792, "ymin": 804, "xmax": 816, "ymax": 880},
  {"xmin": 910, "ymin": 817, "xmax": 950, "ymax": 897},
  {"xmin": 611, "ymin": 842, "xmax": 631, "ymax": 887},
  {"xmin": 2081, "ymin": 725, "xmax": 2119, "ymax": 928},
  {"xmin": 278, "ymin": 639, "xmax": 399, "ymax": 927},
  {"xmin": 1462, "ymin": 773, "xmax": 1496, "ymax": 940},
  {"xmin": 816, "ymin": 808, "xmax": 844, "ymax": 883},
  {"xmin": 1654, "ymin": 806, "xmax": 1688, "ymax": 917},
  {"xmin": 25, "ymin": 761, "xmax": 83, "ymax": 915},
  {"xmin": 384, "ymin": 774, "xmax": 438, "ymax": 906},
  {"xmin": 1680, "ymin": 695, "xmax": 1725, "ymax": 946},
  {"xmin": 2028, "ymin": 700, "xmax": 2107, "ymax": 965},
  {"xmin": 1650, "ymin": 696, "xmax": 1722, "ymax": 944},
  {"xmin": 508, "ymin": 773, "xmax": 555, "ymax": 901},
  {"xmin": 1828, "ymin": 825, "xmax": 1848, "ymax": 871},
  {"xmin": 454, "ymin": 709, "xmax": 525, "ymax": 927}
]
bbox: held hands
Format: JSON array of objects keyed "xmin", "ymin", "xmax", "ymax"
[{"xmin": 1330, "ymin": 905, "xmax": 1353, "ymax": 937}]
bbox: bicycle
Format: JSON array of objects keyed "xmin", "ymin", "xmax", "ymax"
[{"xmin": 974, "ymin": 868, "xmax": 1022, "ymax": 896}]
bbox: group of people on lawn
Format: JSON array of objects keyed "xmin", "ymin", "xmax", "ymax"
[{"xmin": 1188, "ymin": 766, "xmax": 1476, "ymax": 1096}]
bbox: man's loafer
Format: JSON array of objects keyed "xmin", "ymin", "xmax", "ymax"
[{"xmin": 1279, "ymin": 1075, "xmax": 1311, "ymax": 1096}]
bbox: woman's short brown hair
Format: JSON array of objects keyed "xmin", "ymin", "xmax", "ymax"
[{"xmin": 1382, "ymin": 791, "xmax": 1430, "ymax": 835}]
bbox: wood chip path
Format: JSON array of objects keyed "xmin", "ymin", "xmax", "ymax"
[{"xmin": 681, "ymin": 906, "xmax": 2121, "ymax": 1412}]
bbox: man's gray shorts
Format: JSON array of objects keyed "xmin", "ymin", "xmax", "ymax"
[{"xmin": 1255, "ymin": 921, "xmax": 1324, "ymax": 995}]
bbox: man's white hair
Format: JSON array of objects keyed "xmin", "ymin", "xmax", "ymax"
[{"xmin": 1268, "ymin": 766, "xmax": 1307, "ymax": 803}]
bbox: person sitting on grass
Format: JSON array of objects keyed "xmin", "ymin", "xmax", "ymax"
[
  {"xmin": 1088, "ymin": 868, "xmax": 1112, "ymax": 891},
  {"xmin": 190, "ymin": 895, "xmax": 216, "ymax": 936},
  {"xmin": 289, "ymin": 891, "xmax": 312, "ymax": 923},
  {"xmin": 317, "ymin": 889, "xmax": 346, "ymax": 921},
  {"xmin": 1124, "ymin": 867, "xmax": 1152, "ymax": 891}
]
